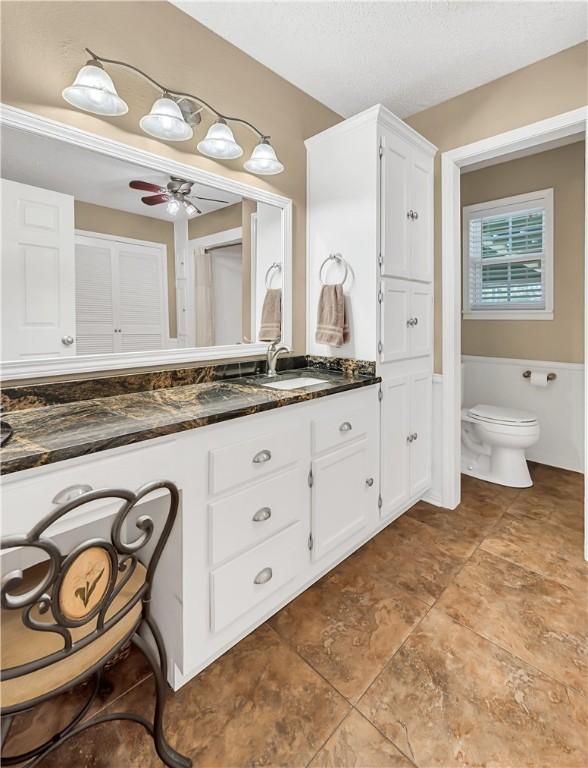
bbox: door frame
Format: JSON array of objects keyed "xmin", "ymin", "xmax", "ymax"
[
  {"xmin": 187, "ymin": 227, "xmax": 243, "ymax": 347},
  {"xmin": 440, "ymin": 107, "xmax": 587, "ymax": 553}
]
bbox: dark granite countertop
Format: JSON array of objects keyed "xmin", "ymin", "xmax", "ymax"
[{"xmin": 0, "ymin": 367, "xmax": 380, "ymax": 476}]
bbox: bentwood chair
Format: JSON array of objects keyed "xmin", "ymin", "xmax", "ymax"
[{"xmin": 0, "ymin": 480, "xmax": 191, "ymax": 767}]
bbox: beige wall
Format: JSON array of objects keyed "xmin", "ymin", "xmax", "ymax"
[
  {"xmin": 74, "ymin": 201, "xmax": 177, "ymax": 336},
  {"xmin": 460, "ymin": 141, "xmax": 585, "ymax": 363},
  {"xmin": 187, "ymin": 203, "xmax": 243, "ymax": 240},
  {"xmin": 406, "ymin": 42, "xmax": 588, "ymax": 371},
  {"xmin": 0, "ymin": 0, "xmax": 341, "ymax": 376}
]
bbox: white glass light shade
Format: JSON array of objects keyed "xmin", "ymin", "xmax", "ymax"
[
  {"xmin": 244, "ymin": 140, "xmax": 284, "ymax": 175},
  {"xmin": 166, "ymin": 199, "xmax": 181, "ymax": 216},
  {"xmin": 197, "ymin": 121, "xmax": 243, "ymax": 159},
  {"xmin": 139, "ymin": 97, "xmax": 193, "ymax": 141},
  {"xmin": 62, "ymin": 64, "xmax": 128, "ymax": 116},
  {"xmin": 184, "ymin": 202, "xmax": 197, "ymax": 217}
]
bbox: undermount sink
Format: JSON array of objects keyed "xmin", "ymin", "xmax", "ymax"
[{"xmin": 260, "ymin": 376, "xmax": 325, "ymax": 391}]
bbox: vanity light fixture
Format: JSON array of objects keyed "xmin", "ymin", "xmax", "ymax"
[
  {"xmin": 244, "ymin": 138, "xmax": 285, "ymax": 175},
  {"xmin": 63, "ymin": 49, "xmax": 284, "ymax": 175},
  {"xmin": 62, "ymin": 60, "xmax": 128, "ymax": 116},
  {"xmin": 197, "ymin": 120, "xmax": 243, "ymax": 160},
  {"xmin": 139, "ymin": 95, "xmax": 194, "ymax": 141}
]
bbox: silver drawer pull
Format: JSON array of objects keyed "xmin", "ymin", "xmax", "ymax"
[
  {"xmin": 52, "ymin": 484, "xmax": 93, "ymax": 505},
  {"xmin": 254, "ymin": 567, "xmax": 273, "ymax": 585},
  {"xmin": 339, "ymin": 421, "xmax": 352, "ymax": 432},
  {"xmin": 252, "ymin": 506, "xmax": 272, "ymax": 522},
  {"xmin": 61, "ymin": 335, "xmax": 75, "ymax": 346},
  {"xmin": 413, "ymin": 432, "xmax": 418, "ymax": 441},
  {"xmin": 366, "ymin": 477, "xmax": 374, "ymax": 487},
  {"xmin": 252, "ymin": 449, "xmax": 272, "ymax": 464}
]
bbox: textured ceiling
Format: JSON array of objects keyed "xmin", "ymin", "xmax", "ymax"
[{"xmin": 172, "ymin": 1, "xmax": 587, "ymax": 118}]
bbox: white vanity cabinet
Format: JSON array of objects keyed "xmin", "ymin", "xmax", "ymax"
[
  {"xmin": 380, "ymin": 372, "xmax": 432, "ymax": 520},
  {"xmin": 380, "ymin": 127, "xmax": 434, "ymax": 282},
  {"xmin": 0, "ymin": 384, "xmax": 381, "ymax": 691},
  {"xmin": 306, "ymin": 104, "xmax": 436, "ymax": 527}
]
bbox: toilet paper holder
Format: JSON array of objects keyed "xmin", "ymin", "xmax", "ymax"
[{"xmin": 522, "ymin": 370, "xmax": 557, "ymax": 382}]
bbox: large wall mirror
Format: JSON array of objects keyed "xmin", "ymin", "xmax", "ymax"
[{"xmin": 0, "ymin": 108, "xmax": 292, "ymax": 380}]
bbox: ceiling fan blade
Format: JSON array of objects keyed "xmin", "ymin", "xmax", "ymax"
[
  {"xmin": 189, "ymin": 195, "xmax": 230, "ymax": 205},
  {"xmin": 130, "ymin": 180, "xmax": 164, "ymax": 193},
  {"xmin": 141, "ymin": 194, "xmax": 170, "ymax": 206}
]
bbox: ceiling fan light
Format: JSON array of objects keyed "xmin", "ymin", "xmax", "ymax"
[
  {"xmin": 184, "ymin": 202, "xmax": 198, "ymax": 217},
  {"xmin": 62, "ymin": 62, "xmax": 128, "ymax": 116},
  {"xmin": 197, "ymin": 120, "xmax": 243, "ymax": 160},
  {"xmin": 166, "ymin": 198, "xmax": 181, "ymax": 216},
  {"xmin": 139, "ymin": 96, "xmax": 193, "ymax": 141},
  {"xmin": 244, "ymin": 139, "xmax": 284, "ymax": 175}
]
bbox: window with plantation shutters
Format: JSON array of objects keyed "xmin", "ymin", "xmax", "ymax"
[{"xmin": 462, "ymin": 189, "xmax": 553, "ymax": 320}]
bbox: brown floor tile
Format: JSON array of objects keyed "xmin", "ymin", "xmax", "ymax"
[
  {"xmin": 406, "ymin": 497, "xmax": 504, "ymax": 558},
  {"xmin": 532, "ymin": 464, "xmax": 584, "ymax": 502},
  {"xmin": 508, "ymin": 489, "xmax": 584, "ymax": 533},
  {"xmin": 98, "ymin": 623, "xmax": 350, "ymax": 767},
  {"xmin": 357, "ymin": 609, "xmax": 588, "ymax": 768},
  {"xmin": 351, "ymin": 515, "xmax": 466, "ymax": 606},
  {"xmin": 481, "ymin": 513, "xmax": 588, "ymax": 593},
  {"xmin": 436, "ymin": 549, "xmax": 588, "ymax": 694},
  {"xmin": 2, "ymin": 643, "xmax": 151, "ymax": 762},
  {"xmin": 270, "ymin": 555, "xmax": 429, "ymax": 702},
  {"xmin": 309, "ymin": 710, "xmax": 413, "ymax": 767},
  {"xmin": 461, "ymin": 474, "xmax": 521, "ymax": 509}
]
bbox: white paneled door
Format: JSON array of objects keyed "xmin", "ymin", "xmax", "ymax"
[
  {"xmin": 75, "ymin": 233, "xmax": 168, "ymax": 355},
  {"xmin": 1, "ymin": 179, "xmax": 75, "ymax": 360},
  {"xmin": 380, "ymin": 129, "xmax": 410, "ymax": 278}
]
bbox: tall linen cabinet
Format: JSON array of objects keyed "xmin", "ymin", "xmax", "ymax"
[{"xmin": 306, "ymin": 105, "xmax": 436, "ymax": 521}]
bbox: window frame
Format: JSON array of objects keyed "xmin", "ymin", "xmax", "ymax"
[{"xmin": 462, "ymin": 188, "xmax": 554, "ymax": 320}]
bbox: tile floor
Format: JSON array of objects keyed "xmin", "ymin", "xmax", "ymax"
[{"xmin": 4, "ymin": 464, "xmax": 587, "ymax": 767}]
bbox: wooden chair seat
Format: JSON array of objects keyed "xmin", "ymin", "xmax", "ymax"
[{"xmin": 1, "ymin": 561, "xmax": 145, "ymax": 709}]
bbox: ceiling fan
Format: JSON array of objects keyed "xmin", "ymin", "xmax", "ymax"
[{"xmin": 129, "ymin": 176, "xmax": 230, "ymax": 217}]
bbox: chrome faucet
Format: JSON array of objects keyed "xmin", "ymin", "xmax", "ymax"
[{"xmin": 266, "ymin": 339, "xmax": 290, "ymax": 377}]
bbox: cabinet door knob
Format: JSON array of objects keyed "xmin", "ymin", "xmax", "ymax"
[
  {"xmin": 339, "ymin": 421, "xmax": 353, "ymax": 432},
  {"xmin": 252, "ymin": 449, "xmax": 272, "ymax": 464},
  {"xmin": 407, "ymin": 210, "xmax": 413, "ymax": 220},
  {"xmin": 406, "ymin": 434, "xmax": 413, "ymax": 443},
  {"xmin": 52, "ymin": 484, "xmax": 93, "ymax": 505},
  {"xmin": 252, "ymin": 506, "xmax": 272, "ymax": 522},
  {"xmin": 366, "ymin": 477, "xmax": 374, "ymax": 487},
  {"xmin": 413, "ymin": 210, "xmax": 419, "ymax": 220},
  {"xmin": 413, "ymin": 317, "xmax": 418, "ymax": 326},
  {"xmin": 254, "ymin": 567, "xmax": 273, "ymax": 585},
  {"xmin": 413, "ymin": 432, "xmax": 418, "ymax": 441},
  {"xmin": 61, "ymin": 335, "xmax": 75, "ymax": 346},
  {"xmin": 406, "ymin": 318, "xmax": 413, "ymax": 327}
]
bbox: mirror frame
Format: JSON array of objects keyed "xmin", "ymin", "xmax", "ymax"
[{"xmin": 0, "ymin": 104, "xmax": 293, "ymax": 381}]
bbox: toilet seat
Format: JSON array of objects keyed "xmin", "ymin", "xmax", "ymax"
[{"xmin": 467, "ymin": 404, "xmax": 538, "ymax": 427}]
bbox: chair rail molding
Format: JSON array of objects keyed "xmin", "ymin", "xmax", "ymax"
[
  {"xmin": 440, "ymin": 106, "xmax": 587, "ymax": 515},
  {"xmin": 0, "ymin": 103, "xmax": 293, "ymax": 381}
]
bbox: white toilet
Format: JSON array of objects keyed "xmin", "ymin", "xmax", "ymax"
[{"xmin": 461, "ymin": 368, "xmax": 540, "ymax": 488}]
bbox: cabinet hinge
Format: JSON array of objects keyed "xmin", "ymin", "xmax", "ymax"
[
  {"xmin": 378, "ymin": 145, "xmax": 384, "ymax": 159},
  {"xmin": 378, "ymin": 252, "xmax": 383, "ymax": 267},
  {"xmin": 378, "ymin": 290, "xmax": 383, "ymax": 304},
  {"xmin": 378, "ymin": 387, "xmax": 383, "ymax": 402},
  {"xmin": 377, "ymin": 340, "xmax": 383, "ymax": 355},
  {"xmin": 308, "ymin": 467, "xmax": 314, "ymax": 488},
  {"xmin": 308, "ymin": 532, "xmax": 314, "ymax": 551},
  {"xmin": 378, "ymin": 495, "xmax": 383, "ymax": 510}
]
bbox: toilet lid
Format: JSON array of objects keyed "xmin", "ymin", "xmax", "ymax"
[{"xmin": 468, "ymin": 404, "xmax": 538, "ymax": 425}]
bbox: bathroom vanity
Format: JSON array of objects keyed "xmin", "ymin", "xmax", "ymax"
[{"xmin": 1, "ymin": 361, "xmax": 384, "ymax": 688}]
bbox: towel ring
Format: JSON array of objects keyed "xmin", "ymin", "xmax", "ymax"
[
  {"xmin": 265, "ymin": 262, "xmax": 282, "ymax": 289},
  {"xmin": 319, "ymin": 253, "xmax": 349, "ymax": 286}
]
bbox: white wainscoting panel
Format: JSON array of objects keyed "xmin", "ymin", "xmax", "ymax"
[
  {"xmin": 423, "ymin": 373, "xmax": 444, "ymax": 506},
  {"xmin": 462, "ymin": 355, "xmax": 584, "ymax": 473}
]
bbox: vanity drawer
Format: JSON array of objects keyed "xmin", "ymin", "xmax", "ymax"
[
  {"xmin": 209, "ymin": 467, "xmax": 306, "ymax": 565},
  {"xmin": 208, "ymin": 425, "xmax": 305, "ymax": 495},
  {"xmin": 1, "ymin": 439, "xmax": 178, "ymax": 537},
  {"xmin": 312, "ymin": 403, "xmax": 370, "ymax": 455},
  {"xmin": 210, "ymin": 521, "xmax": 308, "ymax": 633}
]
